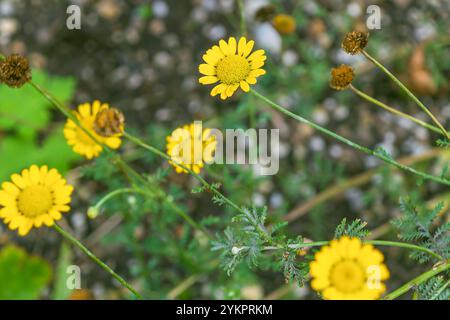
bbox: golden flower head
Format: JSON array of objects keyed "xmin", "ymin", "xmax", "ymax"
[
  {"xmin": 93, "ymin": 107, "xmax": 125, "ymax": 137},
  {"xmin": 64, "ymin": 101, "xmax": 122, "ymax": 159},
  {"xmin": 254, "ymin": 4, "xmax": 276, "ymax": 22},
  {"xmin": 310, "ymin": 236, "xmax": 390, "ymax": 300},
  {"xmin": 166, "ymin": 122, "xmax": 217, "ymax": 174},
  {"xmin": 0, "ymin": 165, "xmax": 73, "ymax": 236},
  {"xmin": 199, "ymin": 37, "xmax": 266, "ymax": 100},
  {"xmin": 272, "ymin": 14, "xmax": 297, "ymax": 35},
  {"xmin": 330, "ymin": 64, "xmax": 355, "ymax": 90},
  {"xmin": 0, "ymin": 54, "xmax": 32, "ymax": 88},
  {"xmin": 342, "ymin": 31, "xmax": 369, "ymax": 55}
]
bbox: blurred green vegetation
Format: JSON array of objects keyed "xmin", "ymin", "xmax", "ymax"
[{"xmin": 0, "ymin": 70, "xmax": 79, "ymax": 181}]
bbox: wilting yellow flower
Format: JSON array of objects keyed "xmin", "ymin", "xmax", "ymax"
[
  {"xmin": 199, "ymin": 37, "xmax": 266, "ymax": 100},
  {"xmin": 64, "ymin": 101, "xmax": 122, "ymax": 159},
  {"xmin": 272, "ymin": 14, "xmax": 297, "ymax": 35},
  {"xmin": 0, "ymin": 165, "xmax": 73, "ymax": 236},
  {"xmin": 93, "ymin": 107, "xmax": 125, "ymax": 137},
  {"xmin": 166, "ymin": 122, "xmax": 217, "ymax": 174},
  {"xmin": 330, "ymin": 64, "xmax": 355, "ymax": 90},
  {"xmin": 309, "ymin": 236, "xmax": 389, "ymax": 300}
]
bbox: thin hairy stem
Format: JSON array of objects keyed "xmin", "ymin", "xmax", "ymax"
[
  {"xmin": 250, "ymin": 89, "xmax": 450, "ymax": 187},
  {"xmin": 383, "ymin": 260, "xmax": 450, "ymax": 300},
  {"xmin": 349, "ymin": 84, "xmax": 443, "ymax": 135},
  {"xmin": 362, "ymin": 50, "xmax": 450, "ymax": 140},
  {"xmin": 53, "ymin": 224, "xmax": 142, "ymax": 299}
]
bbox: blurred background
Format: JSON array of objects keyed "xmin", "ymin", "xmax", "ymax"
[{"xmin": 0, "ymin": 0, "xmax": 449, "ymax": 299}]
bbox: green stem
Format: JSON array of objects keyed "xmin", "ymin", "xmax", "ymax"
[
  {"xmin": 96, "ymin": 188, "xmax": 145, "ymax": 209},
  {"xmin": 362, "ymin": 50, "xmax": 450, "ymax": 140},
  {"xmin": 364, "ymin": 240, "xmax": 443, "ymax": 261},
  {"xmin": 237, "ymin": 0, "xmax": 247, "ymax": 36},
  {"xmin": 250, "ymin": 88, "xmax": 450, "ymax": 187},
  {"xmin": 242, "ymin": 239, "xmax": 443, "ymax": 261},
  {"xmin": 383, "ymin": 260, "xmax": 450, "ymax": 300},
  {"xmin": 350, "ymin": 84, "xmax": 443, "ymax": 136},
  {"xmin": 53, "ymin": 224, "xmax": 143, "ymax": 299}
]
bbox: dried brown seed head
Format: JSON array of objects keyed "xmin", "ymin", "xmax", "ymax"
[
  {"xmin": 0, "ymin": 54, "xmax": 32, "ymax": 88},
  {"xmin": 330, "ymin": 64, "xmax": 355, "ymax": 90},
  {"xmin": 342, "ymin": 31, "xmax": 369, "ymax": 55}
]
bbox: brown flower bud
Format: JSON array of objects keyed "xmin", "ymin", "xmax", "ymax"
[
  {"xmin": 0, "ymin": 54, "xmax": 32, "ymax": 88},
  {"xmin": 342, "ymin": 31, "xmax": 369, "ymax": 55},
  {"xmin": 330, "ymin": 64, "xmax": 355, "ymax": 90},
  {"xmin": 94, "ymin": 107, "xmax": 125, "ymax": 137}
]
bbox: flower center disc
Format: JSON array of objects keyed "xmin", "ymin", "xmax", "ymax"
[
  {"xmin": 329, "ymin": 260, "xmax": 365, "ymax": 293},
  {"xmin": 216, "ymin": 55, "xmax": 250, "ymax": 84},
  {"xmin": 17, "ymin": 185, "xmax": 53, "ymax": 218}
]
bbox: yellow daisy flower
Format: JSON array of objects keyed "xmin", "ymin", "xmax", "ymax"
[
  {"xmin": 309, "ymin": 236, "xmax": 390, "ymax": 300},
  {"xmin": 0, "ymin": 165, "xmax": 73, "ymax": 236},
  {"xmin": 63, "ymin": 101, "xmax": 122, "ymax": 159},
  {"xmin": 166, "ymin": 122, "xmax": 217, "ymax": 174},
  {"xmin": 199, "ymin": 36, "xmax": 266, "ymax": 100}
]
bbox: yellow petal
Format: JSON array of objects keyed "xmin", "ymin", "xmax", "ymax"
[
  {"xmin": 248, "ymin": 49, "xmax": 265, "ymax": 61},
  {"xmin": 251, "ymin": 60, "xmax": 265, "ymax": 69},
  {"xmin": 18, "ymin": 219, "xmax": 33, "ymax": 236},
  {"xmin": 240, "ymin": 81, "xmax": 250, "ymax": 92},
  {"xmin": 0, "ymin": 190, "xmax": 15, "ymax": 207},
  {"xmin": 242, "ymin": 40, "xmax": 255, "ymax": 57},
  {"xmin": 29, "ymin": 165, "xmax": 41, "ymax": 185},
  {"xmin": 219, "ymin": 39, "xmax": 229, "ymax": 56},
  {"xmin": 11, "ymin": 174, "xmax": 27, "ymax": 189},
  {"xmin": 199, "ymin": 63, "xmax": 216, "ymax": 76},
  {"xmin": 226, "ymin": 84, "xmax": 239, "ymax": 97},
  {"xmin": 105, "ymin": 137, "xmax": 122, "ymax": 149},
  {"xmin": 199, "ymin": 76, "xmax": 219, "ymax": 85},
  {"xmin": 227, "ymin": 37, "xmax": 237, "ymax": 55},
  {"xmin": 92, "ymin": 100, "xmax": 102, "ymax": 115},
  {"xmin": 249, "ymin": 69, "xmax": 266, "ymax": 77},
  {"xmin": 211, "ymin": 83, "xmax": 227, "ymax": 96},
  {"xmin": 2, "ymin": 182, "xmax": 20, "ymax": 197},
  {"xmin": 246, "ymin": 77, "xmax": 257, "ymax": 84},
  {"xmin": 78, "ymin": 103, "xmax": 91, "ymax": 118},
  {"xmin": 237, "ymin": 37, "xmax": 247, "ymax": 55}
]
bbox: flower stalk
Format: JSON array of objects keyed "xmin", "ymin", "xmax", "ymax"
[
  {"xmin": 383, "ymin": 260, "xmax": 450, "ymax": 300},
  {"xmin": 250, "ymin": 88, "xmax": 450, "ymax": 187},
  {"xmin": 53, "ymin": 223, "xmax": 142, "ymax": 299},
  {"xmin": 349, "ymin": 84, "xmax": 443, "ymax": 135},
  {"xmin": 361, "ymin": 50, "xmax": 450, "ymax": 140}
]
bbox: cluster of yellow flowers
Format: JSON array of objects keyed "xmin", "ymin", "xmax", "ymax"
[{"xmin": 0, "ymin": 32, "xmax": 391, "ymax": 300}]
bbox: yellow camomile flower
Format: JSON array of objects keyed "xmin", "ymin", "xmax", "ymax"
[
  {"xmin": 199, "ymin": 36, "xmax": 266, "ymax": 100},
  {"xmin": 309, "ymin": 236, "xmax": 389, "ymax": 300},
  {"xmin": 0, "ymin": 165, "xmax": 73, "ymax": 236},
  {"xmin": 166, "ymin": 122, "xmax": 217, "ymax": 174},
  {"xmin": 63, "ymin": 101, "xmax": 122, "ymax": 159}
]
